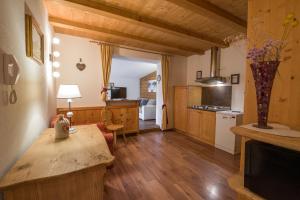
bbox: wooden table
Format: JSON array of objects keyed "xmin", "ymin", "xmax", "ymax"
[
  {"xmin": 107, "ymin": 124, "xmax": 125, "ymax": 145},
  {"xmin": 0, "ymin": 125, "xmax": 114, "ymax": 200}
]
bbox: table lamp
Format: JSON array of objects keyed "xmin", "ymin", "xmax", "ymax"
[{"xmin": 57, "ymin": 84, "xmax": 82, "ymax": 133}]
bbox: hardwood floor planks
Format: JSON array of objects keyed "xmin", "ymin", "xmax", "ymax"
[{"xmin": 104, "ymin": 131, "xmax": 239, "ymax": 200}]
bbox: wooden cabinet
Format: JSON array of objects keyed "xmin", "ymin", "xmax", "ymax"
[
  {"xmin": 109, "ymin": 106, "xmax": 139, "ymax": 134},
  {"xmin": 199, "ymin": 110, "xmax": 216, "ymax": 145},
  {"xmin": 187, "ymin": 86, "xmax": 202, "ymax": 107},
  {"xmin": 174, "ymin": 86, "xmax": 215, "ymax": 146},
  {"xmin": 187, "ymin": 109, "xmax": 200, "ymax": 137},
  {"xmin": 174, "ymin": 86, "xmax": 188, "ymax": 132},
  {"xmin": 186, "ymin": 109, "xmax": 216, "ymax": 146}
]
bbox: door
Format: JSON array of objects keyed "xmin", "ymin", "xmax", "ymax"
[
  {"xmin": 174, "ymin": 86, "xmax": 187, "ymax": 132},
  {"xmin": 187, "ymin": 109, "xmax": 200, "ymax": 137},
  {"xmin": 199, "ymin": 111, "xmax": 216, "ymax": 145}
]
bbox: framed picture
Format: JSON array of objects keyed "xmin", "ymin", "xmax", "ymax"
[
  {"xmin": 196, "ymin": 70, "xmax": 202, "ymax": 80},
  {"xmin": 231, "ymin": 74, "xmax": 240, "ymax": 84},
  {"xmin": 148, "ymin": 80, "xmax": 157, "ymax": 92},
  {"xmin": 25, "ymin": 14, "xmax": 44, "ymax": 64}
]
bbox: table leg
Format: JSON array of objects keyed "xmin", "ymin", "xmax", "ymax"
[
  {"xmin": 122, "ymin": 130, "xmax": 127, "ymax": 144},
  {"xmin": 113, "ymin": 131, "xmax": 117, "ymax": 146}
]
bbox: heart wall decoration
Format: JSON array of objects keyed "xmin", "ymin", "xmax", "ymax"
[{"xmin": 76, "ymin": 58, "xmax": 86, "ymax": 71}]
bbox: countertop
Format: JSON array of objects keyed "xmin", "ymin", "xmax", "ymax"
[
  {"xmin": 231, "ymin": 125, "xmax": 300, "ymax": 152},
  {"xmin": 187, "ymin": 107, "xmax": 229, "ymax": 112}
]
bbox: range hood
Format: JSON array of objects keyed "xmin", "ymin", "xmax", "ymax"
[{"xmin": 195, "ymin": 47, "xmax": 226, "ymax": 84}]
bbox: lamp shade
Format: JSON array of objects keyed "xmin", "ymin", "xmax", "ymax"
[{"xmin": 57, "ymin": 84, "xmax": 82, "ymax": 99}]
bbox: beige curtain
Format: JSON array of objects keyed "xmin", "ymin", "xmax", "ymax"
[
  {"xmin": 100, "ymin": 44, "xmax": 113, "ymax": 101},
  {"xmin": 161, "ymin": 55, "xmax": 170, "ymax": 131}
]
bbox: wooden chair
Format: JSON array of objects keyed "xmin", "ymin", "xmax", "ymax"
[{"xmin": 101, "ymin": 108, "xmax": 127, "ymax": 145}]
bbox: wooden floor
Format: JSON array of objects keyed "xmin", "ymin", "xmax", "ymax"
[
  {"xmin": 104, "ymin": 131, "xmax": 240, "ymax": 200},
  {"xmin": 139, "ymin": 119, "xmax": 160, "ymax": 131}
]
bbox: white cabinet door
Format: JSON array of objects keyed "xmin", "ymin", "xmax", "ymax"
[{"xmin": 215, "ymin": 114, "xmax": 237, "ymax": 154}]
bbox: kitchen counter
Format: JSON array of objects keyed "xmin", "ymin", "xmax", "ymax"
[{"xmin": 188, "ymin": 106, "xmax": 230, "ymax": 112}]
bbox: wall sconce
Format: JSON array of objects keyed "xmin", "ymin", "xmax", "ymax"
[
  {"xmin": 53, "ymin": 51, "xmax": 60, "ymax": 58},
  {"xmin": 53, "ymin": 61, "xmax": 60, "ymax": 68},
  {"xmin": 52, "ymin": 37, "xmax": 60, "ymax": 45},
  {"xmin": 52, "ymin": 36, "xmax": 61, "ymax": 78},
  {"xmin": 53, "ymin": 71, "xmax": 61, "ymax": 78}
]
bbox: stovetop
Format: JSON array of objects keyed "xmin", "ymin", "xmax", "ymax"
[{"xmin": 191, "ymin": 105, "xmax": 230, "ymax": 112}]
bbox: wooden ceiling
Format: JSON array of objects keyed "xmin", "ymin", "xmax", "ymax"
[{"xmin": 45, "ymin": 0, "xmax": 247, "ymax": 56}]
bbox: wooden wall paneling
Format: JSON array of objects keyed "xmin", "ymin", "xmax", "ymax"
[
  {"xmin": 140, "ymin": 71, "xmax": 157, "ymax": 99},
  {"xmin": 243, "ymin": 0, "xmax": 300, "ymax": 131},
  {"xmin": 57, "ymin": 106, "xmax": 139, "ymax": 133},
  {"xmin": 57, "ymin": 107, "xmax": 104, "ymax": 125},
  {"xmin": 174, "ymin": 86, "xmax": 188, "ymax": 132}
]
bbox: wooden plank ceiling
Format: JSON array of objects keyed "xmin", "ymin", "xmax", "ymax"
[{"xmin": 45, "ymin": 0, "xmax": 247, "ymax": 56}]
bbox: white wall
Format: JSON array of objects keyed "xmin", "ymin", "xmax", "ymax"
[
  {"xmin": 0, "ymin": 0, "xmax": 55, "ymax": 178},
  {"xmin": 187, "ymin": 40, "xmax": 247, "ymax": 111},
  {"xmin": 55, "ymin": 34, "xmax": 159, "ymax": 107},
  {"xmin": 55, "ymin": 34, "xmax": 105, "ymax": 108}
]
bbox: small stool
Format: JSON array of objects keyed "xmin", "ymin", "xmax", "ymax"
[{"xmin": 107, "ymin": 124, "xmax": 125, "ymax": 145}]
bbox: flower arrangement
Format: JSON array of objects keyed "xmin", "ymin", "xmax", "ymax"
[
  {"xmin": 224, "ymin": 13, "xmax": 298, "ymax": 129},
  {"xmin": 247, "ymin": 14, "xmax": 298, "ymax": 64}
]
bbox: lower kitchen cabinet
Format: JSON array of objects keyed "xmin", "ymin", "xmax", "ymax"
[
  {"xmin": 186, "ymin": 109, "xmax": 216, "ymax": 146},
  {"xmin": 187, "ymin": 109, "xmax": 200, "ymax": 137},
  {"xmin": 199, "ymin": 110, "xmax": 216, "ymax": 145}
]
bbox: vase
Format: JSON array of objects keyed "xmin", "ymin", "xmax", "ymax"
[
  {"xmin": 250, "ymin": 61, "xmax": 279, "ymax": 129},
  {"xmin": 55, "ymin": 114, "xmax": 70, "ymax": 139}
]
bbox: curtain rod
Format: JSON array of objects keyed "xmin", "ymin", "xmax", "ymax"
[{"xmin": 89, "ymin": 40, "xmax": 171, "ymax": 57}]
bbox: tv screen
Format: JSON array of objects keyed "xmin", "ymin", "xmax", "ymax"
[
  {"xmin": 201, "ymin": 86, "xmax": 232, "ymax": 107},
  {"xmin": 111, "ymin": 87, "xmax": 126, "ymax": 99}
]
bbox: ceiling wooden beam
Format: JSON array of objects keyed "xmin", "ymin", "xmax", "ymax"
[
  {"xmin": 164, "ymin": 0, "xmax": 247, "ymax": 32},
  {"xmin": 54, "ymin": 26, "xmax": 192, "ymax": 56},
  {"xmin": 52, "ymin": 0, "xmax": 226, "ymax": 47},
  {"xmin": 50, "ymin": 16, "xmax": 204, "ymax": 55}
]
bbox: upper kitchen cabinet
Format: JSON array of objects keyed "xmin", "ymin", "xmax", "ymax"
[
  {"xmin": 187, "ymin": 86, "xmax": 202, "ymax": 107},
  {"xmin": 174, "ymin": 85, "xmax": 202, "ymax": 133}
]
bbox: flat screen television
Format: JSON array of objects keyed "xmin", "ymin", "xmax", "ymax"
[
  {"xmin": 201, "ymin": 86, "xmax": 232, "ymax": 107},
  {"xmin": 111, "ymin": 87, "xmax": 127, "ymax": 99}
]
